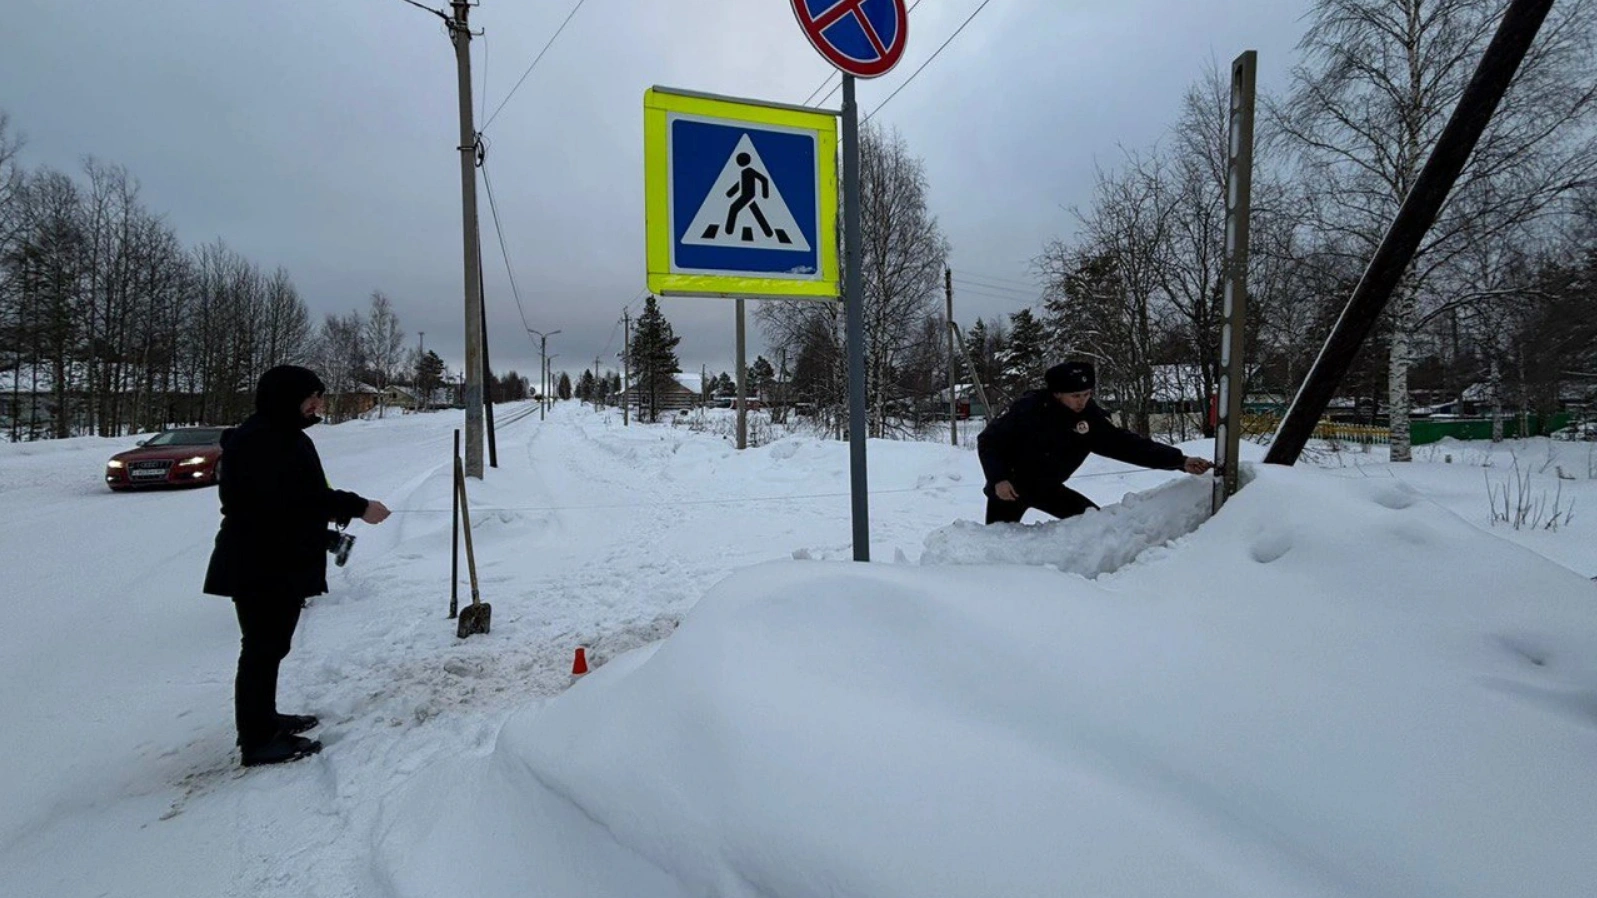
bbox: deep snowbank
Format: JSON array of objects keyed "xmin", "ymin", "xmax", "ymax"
[
  {"xmin": 920, "ymin": 472, "xmax": 1216, "ymax": 575},
  {"xmin": 376, "ymin": 464, "xmax": 1597, "ymax": 898}
]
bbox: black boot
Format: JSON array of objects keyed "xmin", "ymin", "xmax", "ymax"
[
  {"xmin": 276, "ymin": 713, "xmax": 319, "ymax": 734},
  {"xmin": 241, "ymin": 731, "xmax": 323, "ymax": 768}
]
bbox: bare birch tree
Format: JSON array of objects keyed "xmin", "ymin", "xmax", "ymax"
[
  {"xmin": 361, "ymin": 290, "xmax": 404, "ymax": 416},
  {"xmin": 1038, "ymin": 154, "xmax": 1177, "ymax": 434},
  {"xmin": 1276, "ymin": 0, "xmax": 1597, "ymax": 460},
  {"xmin": 759, "ymin": 124, "xmax": 949, "ymax": 438}
]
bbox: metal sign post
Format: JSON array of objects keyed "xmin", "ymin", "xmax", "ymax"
[
  {"xmin": 1213, "ymin": 50, "xmax": 1256, "ymax": 513},
  {"xmin": 840, "ymin": 74, "xmax": 870, "ymax": 560},
  {"xmin": 789, "ymin": 0, "xmax": 909, "ymax": 562}
]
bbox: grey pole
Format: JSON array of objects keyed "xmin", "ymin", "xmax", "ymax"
[
  {"xmin": 622, "ymin": 310, "xmax": 631, "ymax": 426},
  {"xmin": 736, "ymin": 298, "xmax": 748, "ymax": 450},
  {"xmin": 449, "ymin": 0, "xmax": 484, "ymax": 478},
  {"xmin": 949, "ymin": 320, "xmax": 994, "ymax": 420},
  {"xmin": 841, "ymin": 74, "xmax": 870, "ymax": 562},
  {"xmin": 527, "ymin": 328, "xmax": 560, "ymax": 421},
  {"xmin": 1213, "ymin": 50, "xmax": 1256, "ymax": 512},
  {"xmin": 945, "ymin": 267, "xmax": 957, "ymax": 446}
]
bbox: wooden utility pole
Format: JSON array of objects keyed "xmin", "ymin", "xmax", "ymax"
[
  {"xmin": 945, "ymin": 268, "xmax": 957, "ymax": 446},
  {"xmin": 527, "ymin": 328, "xmax": 559, "ymax": 421},
  {"xmin": 949, "ymin": 321, "xmax": 994, "ymax": 422},
  {"xmin": 622, "ymin": 309, "xmax": 631, "ymax": 426},
  {"xmin": 449, "ymin": 0, "xmax": 485, "ymax": 478}
]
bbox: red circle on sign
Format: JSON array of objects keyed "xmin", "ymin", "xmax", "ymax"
[{"xmin": 791, "ymin": 0, "xmax": 909, "ymax": 79}]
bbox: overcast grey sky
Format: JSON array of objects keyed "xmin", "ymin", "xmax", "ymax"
[{"xmin": 0, "ymin": 0, "xmax": 1309, "ymax": 382}]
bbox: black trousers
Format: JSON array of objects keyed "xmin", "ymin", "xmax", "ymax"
[
  {"xmin": 985, "ymin": 483, "xmax": 1099, "ymax": 524},
  {"xmin": 233, "ymin": 595, "xmax": 303, "ymax": 749}
]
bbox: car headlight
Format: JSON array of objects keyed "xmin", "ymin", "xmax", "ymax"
[
  {"xmin": 177, "ymin": 456, "xmax": 209, "ymax": 466},
  {"xmin": 107, "ymin": 460, "xmax": 125, "ymax": 469}
]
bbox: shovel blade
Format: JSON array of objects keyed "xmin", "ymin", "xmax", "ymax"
[{"xmin": 456, "ymin": 602, "xmax": 491, "ymax": 639}]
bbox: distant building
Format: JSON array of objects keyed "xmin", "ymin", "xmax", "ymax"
[{"xmin": 615, "ymin": 373, "xmax": 702, "ymax": 415}]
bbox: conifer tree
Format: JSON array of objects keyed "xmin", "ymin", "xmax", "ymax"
[{"xmin": 626, "ymin": 296, "xmax": 681, "ymax": 422}]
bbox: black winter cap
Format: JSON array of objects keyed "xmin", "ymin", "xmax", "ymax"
[
  {"xmin": 256, "ymin": 365, "xmax": 326, "ymax": 428},
  {"xmin": 1045, "ymin": 361, "xmax": 1095, "ymax": 393}
]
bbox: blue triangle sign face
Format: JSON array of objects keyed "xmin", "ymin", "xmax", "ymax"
[{"xmin": 682, "ymin": 134, "xmax": 812, "ymax": 252}]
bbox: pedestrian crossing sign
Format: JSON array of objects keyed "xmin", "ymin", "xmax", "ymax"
[{"xmin": 644, "ymin": 87, "xmax": 839, "ymax": 300}]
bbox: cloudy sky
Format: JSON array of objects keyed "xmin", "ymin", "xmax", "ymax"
[{"xmin": 1, "ymin": 0, "xmax": 1310, "ymax": 382}]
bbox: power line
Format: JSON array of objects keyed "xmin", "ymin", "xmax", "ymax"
[
  {"xmin": 802, "ymin": 72, "xmax": 838, "ymax": 106},
  {"xmin": 867, "ymin": 0, "xmax": 994, "ymax": 122},
  {"xmin": 478, "ymin": 156, "xmax": 536, "ymax": 339},
  {"xmin": 482, "ymin": 0, "xmax": 588, "ymax": 130},
  {"xmin": 952, "ymin": 277, "xmax": 1037, "ymax": 298},
  {"xmin": 388, "ymin": 482, "xmax": 965, "ymax": 514},
  {"xmin": 958, "ymin": 270, "xmax": 1042, "ymax": 290},
  {"xmin": 395, "ymin": 0, "xmax": 446, "ymax": 20},
  {"xmin": 954, "ymin": 285, "xmax": 1039, "ymax": 306}
]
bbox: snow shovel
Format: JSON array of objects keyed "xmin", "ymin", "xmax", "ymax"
[{"xmin": 454, "ymin": 453, "xmax": 491, "ymax": 639}]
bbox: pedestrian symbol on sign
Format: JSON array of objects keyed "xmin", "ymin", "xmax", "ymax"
[{"xmin": 682, "ymin": 134, "xmax": 812, "ymax": 252}]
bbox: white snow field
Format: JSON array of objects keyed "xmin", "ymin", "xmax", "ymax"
[{"xmin": 2, "ymin": 402, "xmax": 1594, "ymax": 898}]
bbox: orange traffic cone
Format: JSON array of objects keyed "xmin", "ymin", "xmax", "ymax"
[{"xmin": 569, "ymin": 647, "xmax": 589, "ymax": 685}]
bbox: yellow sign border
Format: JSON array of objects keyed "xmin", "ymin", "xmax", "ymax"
[{"xmin": 644, "ymin": 87, "xmax": 839, "ymax": 301}]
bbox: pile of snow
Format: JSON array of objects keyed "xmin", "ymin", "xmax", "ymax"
[
  {"xmin": 376, "ymin": 464, "xmax": 1597, "ymax": 898},
  {"xmin": 921, "ymin": 473, "xmax": 1216, "ymax": 576}
]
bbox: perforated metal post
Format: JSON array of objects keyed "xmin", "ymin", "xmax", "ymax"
[{"xmin": 1214, "ymin": 50, "xmax": 1256, "ymax": 513}]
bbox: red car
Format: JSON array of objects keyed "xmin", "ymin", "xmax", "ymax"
[{"xmin": 105, "ymin": 426, "xmax": 226, "ymax": 491}]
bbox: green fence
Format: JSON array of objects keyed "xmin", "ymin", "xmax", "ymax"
[
  {"xmin": 1253, "ymin": 412, "xmax": 1577, "ymax": 446},
  {"xmin": 1409, "ymin": 414, "xmax": 1572, "ymax": 445}
]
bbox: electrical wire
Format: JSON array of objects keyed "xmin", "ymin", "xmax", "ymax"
[
  {"xmin": 798, "ymin": 0, "xmax": 925, "ymax": 107},
  {"xmin": 867, "ymin": 0, "xmax": 994, "ymax": 122},
  {"xmin": 389, "ymin": 482, "xmax": 964, "ymax": 514},
  {"xmin": 952, "ymin": 278, "xmax": 1038, "ymax": 299},
  {"xmin": 596, "ymin": 289, "xmax": 648, "ymax": 371},
  {"xmin": 478, "ymin": 156, "xmax": 537, "ymax": 340},
  {"xmin": 384, "ymin": 463, "xmax": 1152, "ymax": 515},
  {"xmin": 396, "ymin": 0, "xmax": 446, "ymax": 20},
  {"xmin": 956, "ymin": 271, "xmax": 1043, "ymax": 291},
  {"xmin": 482, "ymin": 0, "xmax": 588, "ymax": 130},
  {"xmin": 954, "ymin": 285, "xmax": 1040, "ymax": 306}
]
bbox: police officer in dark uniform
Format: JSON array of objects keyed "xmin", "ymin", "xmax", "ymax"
[{"xmin": 977, "ymin": 361, "xmax": 1212, "ymax": 525}]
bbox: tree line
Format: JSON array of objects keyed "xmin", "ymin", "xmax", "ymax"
[
  {"xmin": 1006, "ymin": 0, "xmax": 1597, "ymax": 456},
  {"xmin": 750, "ymin": 0, "xmax": 1597, "ymax": 456},
  {"xmin": 0, "ymin": 109, "xmax": 536, "ymax": 439}
]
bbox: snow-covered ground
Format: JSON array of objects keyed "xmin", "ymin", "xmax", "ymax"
[{"xmin": 1, "ymin": 403, "xmax": 1594, "ymax": 897}]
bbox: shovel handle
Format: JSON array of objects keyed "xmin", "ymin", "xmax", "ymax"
[{"xmin": 454, "ymin": 455, "xmax": 482, "ymax": 606}]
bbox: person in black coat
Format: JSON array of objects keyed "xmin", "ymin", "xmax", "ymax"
[
  {"xmin": 204, "ymin": 365, "xmax": 391, "ymax": 767},
  {"xmin": 977, "ymin": 361, "xmax": 1213, "ymax": 525}
]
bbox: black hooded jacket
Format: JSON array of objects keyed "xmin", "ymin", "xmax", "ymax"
[
  {"xmin": 976, "ymin": 390, "xmax": 1184, "ymax": 497},
  {"xmin": 203, "ymin": 366, "xmax": 370, "ymax": 599}
]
